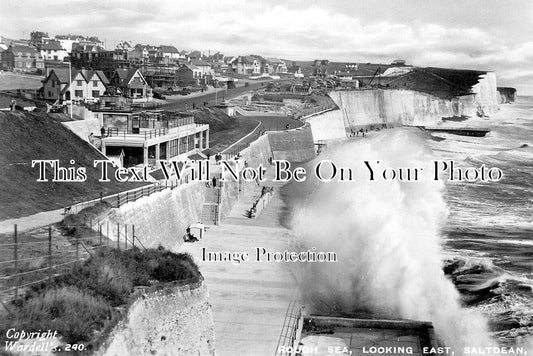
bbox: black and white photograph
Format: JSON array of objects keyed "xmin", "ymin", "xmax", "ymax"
[{"xmin": 0, "ymin": 1, "xmax": 532, "ymax": 355}]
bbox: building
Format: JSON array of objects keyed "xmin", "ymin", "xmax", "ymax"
[
  {"xmin": 158, "ymin": 45, "xmax": 181, "ymax": 59},
  {"xmin": 288, "ymin": 65, "xmax": 304, "ymax": 78},
  {"xmin": 42, "ymin": 68, "xmax": 109, "ymax": 102},
  {"xmin": 176, "ymin": 64, "xmax": 203, "ymax": 86},
  {"xmin": 231, "ymin": 55, "xmax": 262, "ymax": 75},
  {"xmin": 110, "ymin": 68, "xmax": 152, "ymax": 100},
  {"xmin": 1, "ymin": 45, "xmax": 44, "ymax": 73},
  {"xmin": 40, "ymin": 41, "xmax": 68, "ymax": 61},
  {"xmin": 190, "ymin": 60, "xmax": 214, "ymax": 78},
  {"xmin": 100, "ymin": 111, "xmax": 210, "ymax": 168},
  {"xmin": 266, "ymin": 58, "xmax": 288, "ymax": 74}
]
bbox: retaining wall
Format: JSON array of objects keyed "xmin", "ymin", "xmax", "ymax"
[{"xmin": 108, "ymin": 181, "xmax": 206, "ymax": 250}]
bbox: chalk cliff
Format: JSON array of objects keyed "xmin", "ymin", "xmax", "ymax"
[{"xmin": 307, "ymin": 73, "xmax": 500, "ymax": 141}]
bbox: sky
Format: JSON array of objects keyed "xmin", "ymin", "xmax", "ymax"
[{"xmin": 1, "ymin": 0, "xmax": 533, "ymax": 94}]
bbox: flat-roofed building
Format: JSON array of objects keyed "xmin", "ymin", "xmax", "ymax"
[{"xmin": 100, "ymin": 111, "xmax": 209, "ymax": 169}]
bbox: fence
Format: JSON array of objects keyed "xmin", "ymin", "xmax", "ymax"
[
  {"xmin": 106, "ymin": 127, "xmax": 169, "ymax": 140},
  {"xmin": 65, "ymin": 179, "xmax": 188, "ymax": 215},
  {"xmin": 0, "ymin": 221, "xmax": 144, "ymax": 309}
]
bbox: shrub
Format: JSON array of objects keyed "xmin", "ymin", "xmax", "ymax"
[{"xmin": 15, "ymin": 286, "xmax": 112, "ymax": 343}]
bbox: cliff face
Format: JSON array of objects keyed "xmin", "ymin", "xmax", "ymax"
[
  {"xmin": 307, "ymin": 74, "xmax": 500, "ymax": 141},
  {"xmin": 98, "ymin": 282, "xmax": 215, "ymax": 356},
  {"xmin": 497, "ymin": 87, "xmax": 517, "ymax": 103}
]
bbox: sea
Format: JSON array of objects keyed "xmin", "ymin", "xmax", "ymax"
[
  {"xmin": 435, "ymin": 97, "xmax": 533, "ymax": 347},
  {"xmin": 281, "ymin": 96, "xmax": 533, "ymax": 351}
]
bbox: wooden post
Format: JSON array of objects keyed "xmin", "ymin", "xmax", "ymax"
[
  {"xmin": 117, "ymin": 223, "xmax": 120, "ymax": 249},
  {"xmin": 14, "ymin": 224, "xmax": 18, "ymax": 298},
  {"xmin": 132, "ymin": 225, "xmax": 135, "ymax": 249},
  {"xmin": 100, "ymin": 191, "xmax": 103, "ymax": 203},
  {"xmin": 48, "ymin": 226, "xmax": 52, "ymax": 281},
  {"xmin": 99, "ymin": 224, "xmax": 102, "ymax": 245},
  {"xmin": 125, "ymin": 224, "xmax": 128, "ymax": 250},
  {"xmin": 106, "ymin": 221, "xmax": 110, "ymax": 245}
]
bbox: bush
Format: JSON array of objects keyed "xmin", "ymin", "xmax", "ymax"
[
  {"xmin": 15, "ymin": 286, "xmax": 112, "ymax": 343},
  {"xmin": 11, "ymin": 247, "xmax": 201, "ymax": 346}
]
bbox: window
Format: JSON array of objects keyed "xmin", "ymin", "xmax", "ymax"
[
  {"xmin": 52, "ymin": 81, "xmax": 55, "ymax": 88},
  {"xmin": 77, "ymin": 80, "xmax": 82, "ymax": 86},
  {"xmin": 74, "ymin": 90, "xmax": 83, "ymax": 97},
  {"xmin": 92, "ymin": 90, "xmax": 100, "ymax": 97},
  {"xmin": 169, "ymin": 139, "xmax": 178, "ymax": 157},
  {"xmin": 93, "ymin": 80, "xmax": 98, "ymax": 87}
]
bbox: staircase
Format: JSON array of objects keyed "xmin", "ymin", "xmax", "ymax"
[
  {"xmin": 201, "ymin": 203, "xmax": 219, "ymax": 225},
  {"xmin": 201, "ymin": 173, "xmax": 223, "ymax": 225}
]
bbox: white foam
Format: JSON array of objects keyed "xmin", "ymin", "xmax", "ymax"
[{"xmin": 292, "ymin": 129, "xmax": 494, "ymax": 351}]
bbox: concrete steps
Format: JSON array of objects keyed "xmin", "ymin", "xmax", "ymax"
[{"xmin": 201, "ymin": 203, "xmax": 218, "ymax": 225}]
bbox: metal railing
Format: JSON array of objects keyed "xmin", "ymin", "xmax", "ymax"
[
  {"xmin": 275, "ymin": 300, "xmax": 303, "ymax": 355},
  {"xmin": 65, "ymin": 180, "xmax": 189, "ymax": 215},
  {"xmin": 105, "ymin": 127, "xmax": 169, "ymax": 140}
]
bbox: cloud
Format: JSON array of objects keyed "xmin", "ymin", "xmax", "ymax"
[{"xmin": 1, "ymin": 0, "xmax": 532, "ymax": 92}]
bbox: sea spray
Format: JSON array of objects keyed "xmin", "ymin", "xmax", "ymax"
[{"xmin": 291, "ymin": 129, "xmax": 494, "ymax": 351}]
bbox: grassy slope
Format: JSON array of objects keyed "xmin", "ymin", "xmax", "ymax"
[
  {"xmin": 0, "ymin": 111, "xmax": 143, "ymax": 220},
  {"xmin": 192, "ymin": 107, "xmax": 260, "ymax": 152}
]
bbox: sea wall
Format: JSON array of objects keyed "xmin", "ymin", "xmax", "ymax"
[
  {"xmin": 98, "ymin": 282, "xmax": 215, "ymax": 356},
  {"xmin": 219, "ymin": 134, "xmax": 273, "ymax": 221},
  {"xmin": 307, "ymin": 78, "xmax": 499, "ymax": 141},
  {"xmin": 108, "ymin": 181, "xmax": 206, "ymax": 249},
  {"xmin": 267, "ymin": 123, "xmax": 316, "ymax": 162}
]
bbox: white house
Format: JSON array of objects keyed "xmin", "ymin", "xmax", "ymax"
[
  {"xmin": 40, "ymin": 41, "xmax": 68, "ymax": 61},
  {"xmin": 42, "ymin": 68, "xmax": 109, "ymax": 102}
]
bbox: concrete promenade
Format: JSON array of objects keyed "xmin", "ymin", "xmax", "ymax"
[{"xmin": 180, "ymin": 170, "xmax": 297, "ymax": 356}]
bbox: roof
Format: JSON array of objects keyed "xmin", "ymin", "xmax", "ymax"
[
  {"xmin": 113, "ymin": 68, "xmax": 144, "ymax": 87},
  {"xmin": 159, "ymin": 45, "xmax": 179, "ymax": 53},
  {"xmin": 179, "ymin": 64, "xmax": 199, "ymax": 71},
  {"xmin": 46, "ymin": 68, "xmax": 71, "ymax": 83},
  {"xmin": 71, "ymin": 43, "xmax": 103, "ymax": 53},
  {"xmin": 46, "ymin": 68, "xmax": 109, "ymax": 85},
  {"xmin": 191, "ymin": 59, "xmax": 210, "ymax": 67},
  {"xmin": 288, "ymin": 65, "xmax": 301, "ymax": 73},
  {"xmin": 41, "ymin": 41, "xmax": 64, "ymax": 51},
  {"xmin": 9, "ymin": 45, "xmax": 39, "ymax": 54}
]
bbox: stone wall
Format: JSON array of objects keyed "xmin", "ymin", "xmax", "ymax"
[{"xmin": 97, "ymin": 282, "xmax": 215, "ymax": 356}]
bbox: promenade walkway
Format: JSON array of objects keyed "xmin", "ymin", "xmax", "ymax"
[{"xmin": 179, "ymin": 169, "xmax": 298, "ymax": 356}]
